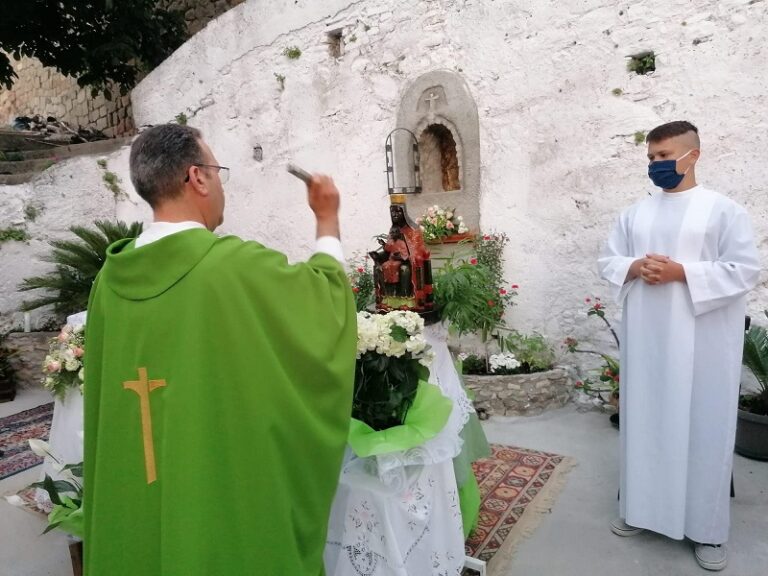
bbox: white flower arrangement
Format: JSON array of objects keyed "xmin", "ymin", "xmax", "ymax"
[
  {"xmin": 42, "ymin": 324, "xmax": 85, "ymax": 399},
  {"xmin": 356, "ymin": 311, "xmax": 433, "ymax": 367},
  {"xmin": 489, "ymin": 352, "xmax": 521, "ymax": 374},
  {"xmin": 354, "ymin": 310, "xmax": 434, "ymax": 430}
]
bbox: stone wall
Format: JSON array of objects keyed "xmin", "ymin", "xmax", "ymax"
[
  {"xmin": 0, "ymin": 57, "xmax": 134, "ymax": 137},
  {"xmin": 121, "ymin": 0, "xmax": 768, "ymax": 377},
  {"xmin": 5, "ymin": 332, "xmax": 56, "ymax": 389},
  {"xmin": 463, "ymin": 368, "xmax": 572, "ymax": 417},
  {"xmin": 0, "ymin": 0, "xmax": 245, "ymax": 134}
]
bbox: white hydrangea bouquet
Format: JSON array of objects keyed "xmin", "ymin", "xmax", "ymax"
[
  {"xmin": 42, "ymin": 324, "xmax": 85, "ymax": 399},
  {"xmin": 354, "ymin": 311, "xmax": 434, "ymax": 431},
  {"xmin": 416, "ymin": 204, "xmax": 469, "ymax": 243}
]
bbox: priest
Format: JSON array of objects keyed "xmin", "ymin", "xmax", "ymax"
[
  {"xmin": 598, "ymin": 120, "xmax": 760, "ymax": 572},
  {"xmin": 83, "ymin": 124, "xmax": 357, "ymax": 575}
]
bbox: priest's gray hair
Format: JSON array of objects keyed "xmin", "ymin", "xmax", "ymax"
[{"xmin": 129, "ymin": 124, "xmax": 205, "ymax": 207}]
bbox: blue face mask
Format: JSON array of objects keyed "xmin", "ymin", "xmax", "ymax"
[{"xmin": 648, "ymin": 149, "xmax": 693, "ymax": 189}]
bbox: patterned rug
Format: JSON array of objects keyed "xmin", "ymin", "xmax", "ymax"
[
  {"xmin": 464, "ymin": 444, "xmax": 576, "ymax": 576},
  {"xmin": 0, "ymin": 403, "xmax": 54, "ymax": 480}
]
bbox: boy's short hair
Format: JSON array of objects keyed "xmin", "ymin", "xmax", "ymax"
[{"xmin": 646, "ymin": 121, "xmax": 698, "ymax": 144}]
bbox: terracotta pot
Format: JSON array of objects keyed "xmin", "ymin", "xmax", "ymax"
[{"xmin": 426, "ymin": 232, "xmax": 474, "ymax": 245}]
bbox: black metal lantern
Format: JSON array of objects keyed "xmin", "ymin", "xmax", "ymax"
[{"xmin": 385, "ymin": 128, "xmax": 421, "ymax": 195}]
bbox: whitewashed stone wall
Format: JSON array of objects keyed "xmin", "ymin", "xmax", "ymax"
[
  {"xmin": 0, "ymin": 151, "xmax": 129, "ymax": 333},
  {"xmin": 3, "ymin": 0, "xmax": 767, "ymax": 370}
]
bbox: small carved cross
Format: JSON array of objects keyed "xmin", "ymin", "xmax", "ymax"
[
  {"xmin": 425, "ymin": 92, "xmax": 440, "ymax": 120},
  {"xmin": 123, "ymin": 367, "xmax": 166, "ymax": 484}
]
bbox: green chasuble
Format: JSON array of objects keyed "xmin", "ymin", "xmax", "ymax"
[{"xmin": 83, "ymin": 229, "xmax": 357, "ymax": 576}]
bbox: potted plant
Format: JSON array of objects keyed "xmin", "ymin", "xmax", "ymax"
[{"xmin": 735, "ymin": 311, "xmax": 768, "ymax": 461}]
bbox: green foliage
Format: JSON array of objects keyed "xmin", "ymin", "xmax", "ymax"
[
  {"xmin": 274, "ymin": 72, "xmax": 286, "ymax": 91},
  {"xmin": 102, "ymin": 171, "xmax": 122, "ymax": 198},
  {"xmin": 30, "ymin": 466, "xmax": 83, "ymax": 538},
  {"xmin": 24, "ymin": 204, "xmax": 42, "ymax": 222},
  {"xmin": 460, "ymin": 354, "xmax": 487, "ymax": 375},
  {"xmin": 283, "ymin": 46, "xmax": 302, "ymax": 60},
  {"xmin": 0, "ymin": 1, "xmax": 186, "ymax": 96},
  {"xmin": 354, "ymin": 352, "xmax": 428, "ymax": 431},
  {"xmin": 611, "ymin": 87, "xmax": 623, "ymax": 96},
  {"xmin": 96, "ymin": 159, "xmax": 107, "ymax": 169},
  {"xmin": 19, "ymin": 220, "xmax": 143, "ymax": 315},
  {"xmin": 434, "ymin": 233, "xmax": 515, "ymax": 342},
  {"xmin": 502, "ymin": 331, "xmax": 556, "ymax": 373},
  {"xmin": 634, "ymin": 131, "xmax": 646, "ymax": 145},
  {"xmin": 2, "ymin": 151, "xmax": 24, "ymax": 161},
  {"xmin": 174, "ymin": 112, "xmax": 188, "ymax": 125},
  {"xmin": 433, "ymin": 260, "xmax": 499, "ymax": 339},
  {"xmin": 742, "ymin": 312, "xmax": 768, "ymax": 415},
  {"xmin": 0, "ymin": 227, "xmax": 30, "ymax": 244},
  {"xmin": 627, "ymin": 52, "xmax": 656, "ymax": 75}
]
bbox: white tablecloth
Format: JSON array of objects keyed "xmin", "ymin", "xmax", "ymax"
[{"xmin": 324, "ymin": 323, "xmax": 472, "ymax": 576}]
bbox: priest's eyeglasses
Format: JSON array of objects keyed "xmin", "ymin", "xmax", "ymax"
[{"xmin": 185, "ymin": 164, "xmax": 230, "ymax": 184}]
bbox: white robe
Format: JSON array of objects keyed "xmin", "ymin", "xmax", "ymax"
[{"xmin": 598, "ymin": 186, "xmax": 760, "ymax": 544}]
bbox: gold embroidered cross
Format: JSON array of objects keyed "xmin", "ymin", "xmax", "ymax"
[{"xmin": 123, "ymin": 367, "xmax": 166, "ymax": 484}]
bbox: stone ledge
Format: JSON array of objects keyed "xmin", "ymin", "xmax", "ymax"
[{"xmin": 463, "ymin": 367, "xmax": 572, "ymax": 416}]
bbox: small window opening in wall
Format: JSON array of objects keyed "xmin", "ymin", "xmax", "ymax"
[
  {"xmin": 327, "ymin": 29, "xmax": 344, "ymax": 58},
  {"xmin": 419, "ymin": 124, "xmax": 460, "ymax": 193}
]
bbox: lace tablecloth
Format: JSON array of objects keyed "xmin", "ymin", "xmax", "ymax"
[{"xmin": 324, "ymin": 323, "xmax": 473, "ymax": 576}]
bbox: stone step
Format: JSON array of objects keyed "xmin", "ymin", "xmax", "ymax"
[
  {"xmin": 1, "ymin": 135, "xmax": 132, "ymax": 160},
  {"xmin": 0, "ymin": 158, "xmax": 56, "ymax": 174},
  {"xmin": 0, "ymin": 130, "xmax": 56, "ymax": 151},
  {"xmin": 6, "ymin": 136, "xmax": 133, "ymax": 160},
  {"xmin": 0, "ymin": 172, "xmax": 38, "ymax": 185}
]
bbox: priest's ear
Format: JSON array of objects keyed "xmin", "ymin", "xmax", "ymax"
[{"xmin": 185, "ymin": 165, "xmax": 210, "ymax": 197}]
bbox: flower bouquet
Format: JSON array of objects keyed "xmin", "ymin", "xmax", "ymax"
[
  {"xmin": 354, "ymin": 311, "xmax": 434, "ymax": 431},
  {"xmin": 42, "ymin": 324, "xmax": 85, "ymax": 399},
  {"xmin": 416, "ymin": 205, "xmax": 469, "ymax": 243}
]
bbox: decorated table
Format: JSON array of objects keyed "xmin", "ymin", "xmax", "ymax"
[{"xmin": 324, "ymin": 319, "xmax": 486, "ymax": 576}]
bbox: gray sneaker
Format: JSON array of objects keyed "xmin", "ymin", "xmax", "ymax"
[
  {"xmin": 694, "ymin": 543, "xmax": 727, "ymax": 571},
  {"xmin": 610, "ymin": 518, "xmax": 645, "ymax": 537}
]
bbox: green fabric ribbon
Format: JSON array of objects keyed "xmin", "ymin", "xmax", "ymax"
[{"xmin": 348, "ymin": 381, "xmax": 453, "ymax": 457}]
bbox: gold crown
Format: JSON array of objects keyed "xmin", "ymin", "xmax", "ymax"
[{"xmin": 390, "ymin": 193, "xmax": 407, "ymax": 205}]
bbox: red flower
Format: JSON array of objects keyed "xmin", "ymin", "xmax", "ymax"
[
  {"xmin": 511, "ymin": 284, "xmax": 519, "ymax": 289},
  {"xmin": 594, "ymin": 302, "xmax": 603, "ymax": 310},
  {"xmin": 470, "ymin": 258, "xmax": 478, "ymax": 265},
  {"xmin": 575, "ymin": 381, "xmax": 584, "ymax": 389},
  {"xmin": 483, "ymin": 234, "xmax": 491, "ymax": 240},
  {"xmin": 585, "ymin": 297, "xmax": 591, "ymax": 303},
  {"xmin": 613, "ymin": 375, "xmax": 620, "ymax": 383},
  {"xmin": 487, "ymin": 300, "xmax": 495, "ymax": 307},
  {"xmin": 499, "ymin": 288, "xmax": 507, "ymax": 295},
  {"xmin": 352, "ymin": 287, "xmax": 360, "ymax": 293},
  {"xmin": 357, "ymin": 267, "xmax": 365, "ymax": 273}
]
